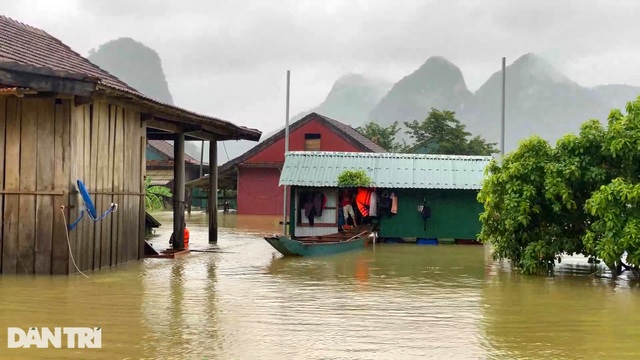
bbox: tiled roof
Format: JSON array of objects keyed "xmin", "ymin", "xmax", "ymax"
[
  {"xmin": 217, "ymin": 112, "xmax": 386, "ymax": 175},
  {"xmin": 316, "ymin": 114, "xmax": 387, "ymax": 153},
  {"xmin": 0, "ymin": 15, "xmax": 140, "ymax": 95},
  {"xmin": 0, "ymin": 15, "xmax": 261, "ymax": 141},
  {"xmin": 279, "ymin": 151, "xmax": 492, "ymax": 189},
  {"xmin": 147, "ymin": 140, "xmax": 204, "ymax": 165}
]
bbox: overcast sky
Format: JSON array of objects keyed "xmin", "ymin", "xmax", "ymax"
[{"xmin": 3, "ymin": 0, "xmax": 640, "ymax": 135}]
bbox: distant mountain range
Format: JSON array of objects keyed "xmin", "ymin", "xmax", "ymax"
[
  {"xmin": 87, "ymin": 38, "xmax": 640, "ymax": 159},
  {"xmin": 362, "ymin": 53, "xmax": 640, "ymax": 151}
]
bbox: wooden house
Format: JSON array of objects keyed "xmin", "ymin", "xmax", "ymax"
[
  {"xmin": 278, "ymin": 151, "xmax": 491, "ymax": 241},
  {"xmin": 146, "ymin": 140, "xmax": 209, "ymax": 208},
  {"xmin": 187, "ymin": 113, "xmax": 386, "ymax": 215},
  {"xmin": 0, "ymin": 15, "xmax": 260, "ymax": 275}
]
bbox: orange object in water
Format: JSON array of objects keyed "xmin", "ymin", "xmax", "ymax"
[{"xmin": 184, "ymin": 227, "xmax": 190, "ymax": 249}]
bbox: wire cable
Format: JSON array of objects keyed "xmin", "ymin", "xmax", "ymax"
[{"xmin": 60, "ymin": 205, "xmax": 89, "ymax": 278}]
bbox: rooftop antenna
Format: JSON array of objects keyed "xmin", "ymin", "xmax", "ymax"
[{"xmin": 282, "ymin": 70, "xmax": 290, "ymax": 236}]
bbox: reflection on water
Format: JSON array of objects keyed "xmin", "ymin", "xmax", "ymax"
[{"xmin": 0, "ymin": 211, "xmax": 639, "ymax": 359}]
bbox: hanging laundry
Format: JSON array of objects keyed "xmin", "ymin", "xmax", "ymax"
[
  {"xmin": 390, "ymin": 192, "xmax": 398, "ymax": 214},
  {"xmin": 313, "ymin": 192, "xmax": 325, "ymax": 217},
  {"xmin": 304, "ymin": 192, "xmax": 315, "ymax": 226},
  {"xmin": 369, "ymin": 191, "xmax": 378, "ymax": 217},
  {"xmin": 378, "ymin": 191, "xmax": 392, "ymax": 216}
]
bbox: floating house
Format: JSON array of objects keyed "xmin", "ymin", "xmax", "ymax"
[
  {"xmin": 0, "ymin": 15, "xmax": 260, "ymax": 274},
  {"xmin": 186, "ymin": 113, "xmax": 386, "ymax": 215},
  {"xmin": 279, "ymin": 151, "xmax": 491, "ymax": 242}
]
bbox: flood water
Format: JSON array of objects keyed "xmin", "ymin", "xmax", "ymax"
[{"xmin": 1, "ymin": 211, "xmax": 640, "ymax": 359}]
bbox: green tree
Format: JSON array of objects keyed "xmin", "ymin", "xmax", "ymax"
[
  {"xmin": 145, "ymin": 177, "xmax": 172, "ymax": 210},
  {"xmin": 404, "ymin": 108, "xmax": 498, "ymax": 155},
  {"xmin": 478, "ymin": 96, "xmax": 640, "ymax": 277},
  {"xmin": 356, "ymin": 121, "xmax": 404, "ymax": 152}
]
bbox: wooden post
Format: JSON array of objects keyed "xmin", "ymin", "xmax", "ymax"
[
  {"xmin": 173, "ymin": 132, "xmax": 185, "ymax": 249},
  {"xmin": 208, "ymin": 140, "xmax": 218, "ymax": 243},
  {"xmin": 186, "ymin": 191, "xmax": 192, "ymax": 214}
]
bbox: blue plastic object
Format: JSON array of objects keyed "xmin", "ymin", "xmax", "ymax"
[
  {"xmin": 416, "ymin": 238, "xmax": 438, "ymax": 245},
  {"xmin": 68, "ymin": 180, "xmax": 118, "ymax": 230}
]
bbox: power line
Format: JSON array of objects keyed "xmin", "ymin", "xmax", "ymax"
[{"xmin": 222, "ymin": 142, "xmax": 230, "ymax": 162}]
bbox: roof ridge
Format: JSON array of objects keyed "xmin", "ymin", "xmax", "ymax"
[
  {"xmin": 0, "ymin": 14, "xmax": 48, "ymax": 35},
  {"xmin": 0, "ymin": 14, "xmax": 141, "ymax": 95}
]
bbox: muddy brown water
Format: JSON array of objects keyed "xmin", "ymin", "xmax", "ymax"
[{"xmin": 0, "ymin": 211, "xmax": 639, "ymax": 359}]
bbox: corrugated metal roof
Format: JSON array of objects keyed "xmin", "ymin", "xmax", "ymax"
[
  {"xmin": 279, "ymin": 151, "xmax": 492, "ymax": 189},
  {"xmin": 147, "ymin": 169, "xmax": 174, "ymax": 186}
]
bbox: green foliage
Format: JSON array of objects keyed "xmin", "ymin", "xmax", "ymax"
[
  {"xmin": 337, "ymin": 169, "xmax": 372, "ymax": 188},
  {"xmin": 357, "ymin": 108, "xmax": 497, "ymax": 155},
  {"xmin": 356, "ymin": 121, "xmax": 405, "ymax": 152},
  {"xmin": 145, "ymin": 177, "xmax": 172, "ymax": 210},
  {"xmin": 404, "ymin": 108, "xmax": 498, "ymax": 155},
  {"xmin": 478, "ymin": 96, "xmax": 640, "ymax": 277}
]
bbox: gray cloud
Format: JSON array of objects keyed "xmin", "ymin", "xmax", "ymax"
[{"xmin": 3, "ymin": 0, "xmax": 640, "ymax": 136}]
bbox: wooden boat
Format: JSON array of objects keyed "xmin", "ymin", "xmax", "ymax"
[{"xmin": 264, "ymin": 225, "xmax": 373, "ymax": 257}]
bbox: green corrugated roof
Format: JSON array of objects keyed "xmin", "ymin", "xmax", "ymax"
[{"xmin": 279, "ymin": 151, "xmax": 492, "ymax": 189}]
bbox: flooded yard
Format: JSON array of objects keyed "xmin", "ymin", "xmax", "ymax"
[{"xmin": 1, "ymin": 211, "xmax": 639, "ymax": 359}]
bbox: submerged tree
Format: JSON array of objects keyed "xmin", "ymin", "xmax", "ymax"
[
  {"xmin": 478, "ymin": 96, "xmax": 640, "ymax": 277},
  {"xmin": 404, "ymin": 108, "xmax": 498, "ymax": 155}
]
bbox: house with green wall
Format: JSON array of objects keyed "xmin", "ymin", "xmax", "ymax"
[{"xmin": 278, "ymin": 151, "xmax": 491, "ymax": 243}]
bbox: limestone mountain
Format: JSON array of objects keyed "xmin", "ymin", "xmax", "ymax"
[
  {"xmin": 367, "ymin": 56, "xmax": 474, "ymax": 129},
  {"xmin": 88, "ymin": 38, "xmax": 212, "ymax": 162},
  {"xmin": 591, "ymin": 84, "xmax": 640, "ymax": 114},
  {"xmin": 292, "ymin": 73, "xmax": 391, "ymax": 125},
  {"xmin": 463, "ymin": 53, "xmax": 611, "ymax": 151},
  {"xmin": 88, "ymin": 37, "xmax": 174, "ymax": 105}
]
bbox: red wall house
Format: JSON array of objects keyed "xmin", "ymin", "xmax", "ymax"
[{"xmin": 226, "ymin": 113, "xmax": 386, "ymax": 215}]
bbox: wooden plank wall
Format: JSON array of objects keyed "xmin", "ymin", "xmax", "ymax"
[
  {"xmin": 67, "ymin": 99, "xmax": 144, "ymax": 274},
  {"xmin": 0, "ymin": 96, "xmax": 144, "ymax": 275},
  {"xmin": 1, "ymin": 97, "xmax": 71, "ymax": 274}
]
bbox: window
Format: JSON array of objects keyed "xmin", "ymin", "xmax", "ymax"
[{"xmin": 304, "ymin": 133, "xmax": 321, "ymax": 151}]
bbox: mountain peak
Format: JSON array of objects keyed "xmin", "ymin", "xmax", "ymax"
[
  {"xmin": 88, "ymin": 38, "xmax": 174, "ymax": 105},
  {"xmin": 508, "ymin": 53, "xmax": 572, "ymax": 84},
  {"xmin": 367, "ymin": 56, "xmax": 473, "ymax": 127}
]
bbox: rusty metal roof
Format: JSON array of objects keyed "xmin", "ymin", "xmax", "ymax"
[
  {"xmin": 279, "ymin": 151, "xmax": 492, "ymax": 189},
  {"xmin": 147, "ymin": 140, "xmax": 204, "ymax": 165}
]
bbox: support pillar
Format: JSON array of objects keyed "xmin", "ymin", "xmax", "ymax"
[
  {"xmin": 173, "ymin": 132, "xmax": 185, "ymax": 249},
  {"xmin": 208, "ymin": 140, "xmax": 218, "ymax": 243}
]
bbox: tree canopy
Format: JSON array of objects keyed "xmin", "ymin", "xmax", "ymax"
[
  {"xmin": 357, "ymin": 108, "xmax": 497, "ymax": 155},
  {"xmin": 355, "ymin": 121, "xmax": 404, "ymax": 152},
  {"xmin": 478, "ymin": 96, "xmax": 640, "ymax": 277},
  {"xmin": 404, "ymin": 108, "xmax": 498, "ymax": 155}
]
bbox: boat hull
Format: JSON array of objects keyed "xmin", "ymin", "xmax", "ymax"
[
  {"xmin": 263, "ymin": 235, "xmax": 367, "ymax": 257},
  {"xmin": 264, "ymin": 236, "xmax": 298, "ymax": 256}
]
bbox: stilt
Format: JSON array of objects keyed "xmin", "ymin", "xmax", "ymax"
[
  {"xmin": 173, "ymin": 132, "xmax": 185, "ymax": 249},
  {"xmin": 208, "ymin": 140, "xmax": 218, "ymax": 243}
]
